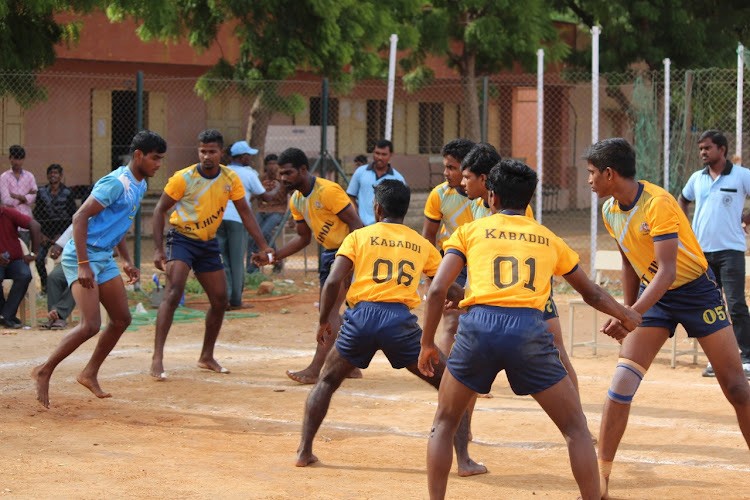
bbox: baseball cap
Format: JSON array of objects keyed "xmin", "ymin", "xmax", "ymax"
[{"xmin": 230, "ymin": 140, "xmax": 259, "ymax": 156}]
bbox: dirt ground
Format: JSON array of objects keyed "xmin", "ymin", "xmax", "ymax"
[{"xmin": 1, "ymin": 282, "xmax": 749, "ymax": 499}]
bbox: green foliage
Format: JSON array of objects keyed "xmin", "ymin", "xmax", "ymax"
[
  {"xmin": 183, "ymin": 277, "xmax": 204, "ymax": 295},
  {"xmin": 557, "ymin": 0, "xmax": 750, "ymax": 70}
]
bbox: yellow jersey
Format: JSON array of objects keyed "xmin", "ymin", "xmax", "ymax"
[
  {"xmin": 337, "ymin": 222, "xmax": 442, "ymax": 309},
  {"xmin": 164, "ymin": 164, "xmax": 245, "ymax": 241},
  {"xmin": 423, "ymin": 182, "xmax": 475, "ymax": 250},
  {"xmin": 602, "ymin": 181, "xmax": 707, "ymax": 289},
  {"xmin": 444, "ymin": 212, "xmax": 579, "ymax": 310},
  {"xmin": 289, "ymin": 177, "xmax": 352, "ymax": 250}
]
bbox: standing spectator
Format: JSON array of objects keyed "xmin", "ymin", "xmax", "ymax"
[
  {"xmin": 247, "ymin": 154, "xmax": 287, "ymax": 273},
  {"xmin": 33, "ymin": 164, "xmax": 77, "ymax": 294},
  {"xmin": 353, "ymin": 154, "xmax": 368, "ymax": 169},
  {"xmin": 216, "ymin": 141, "xmax": 278, "ymax": 309},
  {"xmin": 346, "ymin": 140, "xmax": 405, "ymax": 225},
  {"xmin": 40, "ymin": 225, "xmax": 75, "ymax": 330},
  {"xmin": 678, "ymin": 129, "xmax": 750, "ymax": 378},
  {"xmin": 1, "ymin": 145, "xmax": 38, "ymax": 246},
  {"xmin": 0, "ymin": 206, "xmax": 42, "ymax": 328}
]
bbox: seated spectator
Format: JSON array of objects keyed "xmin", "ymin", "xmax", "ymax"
[
  {"xmin": 32, "ymin": 164, "xmax": 76, "ymax": 294},
  {"xmin": 41, "ymin": 225, "xmax": 75, "ymax": 330},
  {"xmin": 0, "ymin": 206, "xmax": 41, "ymax": 328},
  {"xmin": 1, "ymin": 145, "xmax": 38, "ymax": 246},
  {"xmin": 247, "ymin": 154, "xmax": 287, "ymax": 273}
]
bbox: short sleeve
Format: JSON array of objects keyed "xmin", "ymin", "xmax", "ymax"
[
  {"xmin": 2, "ymin": 206, "xmax": 31, "ymax": 229},
  {"xmin": 163, "ymin": 171, "xmax": 186, "ymax": 202},
  {"xmin": 681, "ymin": 171, "xmax": 697, "ymax": 201},
  {"xmin": 325, "ymin": 184, "xmax": 352, "ymax": 215},
  {"xmin": 741, "ymin": 167, "xmax": 750, "ymax": 196},
  {"xmin": 228, "ymin": 171, "xmax": 246, "ymax": 201},
  {"xmin": 423, "ymin": 187, "xmax": 442, "ymax": 221},
  {"xmin": 442, "ymin": 225, "xmax": 466, "ymax": 256},
  {"xmin": 346, "ymin": 167, "xmax": 362, "ymax": 197},
  {"xmin": 246, "ymin": 170, "xmax": 266, "ymax": 196},
  {"xmin": 336, "ymin": 231, "xmax": 358, "ymax": 262},
  {"xmin": 91, "ymin": 174, "xmax": 126, "ymax": 208},
  {"xmin": 422, "ymin": 243, "xmax": 443, "ymax": 277},
  {"xmin": 552, "ymin": 235, "xmax": 580, "ymax": 276},
  {"xmin": 646, "ymin": 194, "xmax": 680, "ymax": 238},
  {"xmin": 289, "ymin": 194, "xmax": 304, "ymax": 221}
]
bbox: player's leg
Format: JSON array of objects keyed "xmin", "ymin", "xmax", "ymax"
[
  {"xmin": 76, "ymin": 275, "xmax": 132, "ymax": 399},
  {"xmin": 697, "ymin": 324, "xmax": 750, "ymax": 446},
  {"xmin": 427, "ymin": 370, "xmax": 477, "ymax": 500},
  {"xmin": 532, "ymin": 375, "xmax": 599, "ymax": 499},
  {"xmin": 226, "ymin": 221, "xmax": 249, "ymax": 308},
  {"xmin": 547, "ymin": 315, "xmax": 579, "ymax": 391},
  {"xmin": 32, "ymin": 281, "xmax": 102, "ymax": 408},
  {"xmin": 296, "ymin": 347, "xmax": 356, "ymax": 466},
  {"xmin": 598, "ymin": 326, "xmax": 668, "ymax": 498},
  {"xmin": 151, "ymin": 259, "xmax": 191, "ymax": 378},
  {"xmin": 715, "ymin": 251, "xmax": 750, "ymax": 370},
  {"xmin": 194, "ymin": 268, "xmax": 230, "ymax": 373}
]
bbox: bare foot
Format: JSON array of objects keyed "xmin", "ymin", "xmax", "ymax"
[
  {"xmin": 48, "ymin": 309, "xmax": 59, "ymax": 322},
  {"xmin": 197, "ymin": 359, "xmax": 230, "ymax": 374},
  {"xmin": 150, "ymin": 360, "xmax": 167, "ymax": 380},
  {"xmin": 457, "ymin": 459, "xmax": 488, "ymax": 477},
  {"xmin": 286, "ymin": 369, "xmax": 318, "ymax": 384},
  {"xmin": 31, "ymin": 365, "xmax": 51, "ymax": 408},
  {"xmin": 477, "ymin": 392, "xmax": 493, "ymax": 398},
  {"xmin": 76, "ymin": 373, "xmax": 112, "ymax": 399},
  {"xmin": 295, "ymin": 450, "xmax": 319, "ymax": 467},
  {"xmin": 346, "ymin": 367, "xmax": 363, "ymax": 379},
  {"xmin": 600, "ymin": 474, "xmax": 610, "ymax": 499}
]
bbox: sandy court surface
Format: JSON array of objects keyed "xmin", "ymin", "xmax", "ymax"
[{"xmin": 1, "ymin": 289, "xmax": 749, "ymax": 499}]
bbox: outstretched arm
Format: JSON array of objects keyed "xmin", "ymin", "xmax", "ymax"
[{"xmin": 235, "ymin": 197, "xmax": 271, "ymax": 253}]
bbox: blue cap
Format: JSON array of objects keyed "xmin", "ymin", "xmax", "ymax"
[{"xmin": 230, "ymin": 140, "xmax": 259, "ymax": 156}]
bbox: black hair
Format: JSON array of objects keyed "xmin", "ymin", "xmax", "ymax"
[
  {"xmin": 374, "ymin": 179, "xmax": 410, "ymax": 219},
  {"xmin": 198, "ymin": 129, "xmax": 224, "ymax": 148},
  {"xmin": 277, "ymin": 147, "xmax": 309, "ymax": 170},
  {"xmin": 583, "ymin": 138, "xmax": 636, "ymax": 178},
  {"xmin": 354, "ymin": 154, "xmax": 368, "ymax": 164},
  {"xmin": 441, "ymin": 138, "xmax": 475, "ymax": 162},
  {"xmin": 461, "ymin": 142, "xmax": 501, "ymax": 176},
  {"xmin": 130, "ymin": 130, "xmax": 167, "ymax": 155},
  {"xmin": 264, "ymin": 154, "xmax": 279, "ymax": 164},
  {"xmin": 698, "ymin": 129, "xmax": 729, "ymax": 158},
  {"xmin": 486, "ymin": 159, "xmax": 538, "ymax": 210},
  {"xmin": 47, "ymin": 163, "xmax": 63, "ymax": 174},
  {"xmin": 8, "ymin": 145, "xmax": 25, "ymax": 159},
  {"xmin": 374, "ymin": 139, "xmax": 393, "ymax": 153}
]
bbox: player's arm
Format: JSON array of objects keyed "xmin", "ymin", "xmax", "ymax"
[
  {"xmin": 152, "ymin": 192, "xmax": 178, "ymax": 271},
  {"xmin": 273, "ymin": 220, "xmax": 312, "ymax": 262},
  {"xmin": 419, "ymin": 252, "xmax": 464, "ymax": 377},
  {"xmin": 115, "ymin": 237, "xmax": 139, "ymax": 284},
  {"xmin": 421, "ymin": 218, "xmax": 440, "ymax": 247},
  {"xmin": 234, "ymin": 197, "xmax": 272, "ymax": 254},
  {"xmin": 337, "ymin": 204, "xmax": 364, "ymax": 232},
  {"xmin": 71, "ymin": 196, "xmax": 108, "ymax": 289},
  {"xmin": 630, "ymin": 237, "xmax": 677, "ymax": 315},
  {"xmin": 317, "ymin": 255, "xmax": 354, "ymax": 343},
  {"xmin": 619, "ymin": 247, "xmax": 640, "ymax": 306},
  {"xmin": 564, "ymin": 266, "xmax": 641, "ymax": 337}
]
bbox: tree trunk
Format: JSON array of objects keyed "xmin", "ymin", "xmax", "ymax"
[
  {"xmin": 246, "ymin": 92, "xmax": 274, "ymax": 171},
  {"xmin": 462, "ymin": 53, "xmax": 481, "ymax": 142}
]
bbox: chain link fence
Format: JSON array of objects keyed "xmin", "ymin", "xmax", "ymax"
[{"xmin": 0, "ymin": 66, "xmax": 748, "ymax": 279}]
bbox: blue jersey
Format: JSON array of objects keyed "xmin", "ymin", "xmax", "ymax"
[{"xmin": 86, "ymin": 165, "xmax": 146, "ymax": 250}]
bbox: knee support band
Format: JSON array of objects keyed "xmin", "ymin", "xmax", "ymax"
[{"xmin": 607, "ymin": 357, "xmax": 647, "ymax": 404}]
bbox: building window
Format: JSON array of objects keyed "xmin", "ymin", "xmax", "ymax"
[
  {"xmin": 419, "ymin": 102, "xmax": 444, "ymax": 154},
  {"xmin": 367, "ymin": 99, "xmax": 386, "ymax": 151},
  {"xmin": 309, "ymin": 97, "xmax": 339, "ymax": 127}
]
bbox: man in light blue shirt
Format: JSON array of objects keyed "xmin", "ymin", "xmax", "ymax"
[
  {"xmin": 217, "ymin": 140, "xmax": 278, "ymax": 309},
  {"xmin": 346, "ymin": 139, "xmax": 406, "ymax": 225},
  {"xmin": 679, "ymin": 129, "xmax": 750, "ymax": 378}
]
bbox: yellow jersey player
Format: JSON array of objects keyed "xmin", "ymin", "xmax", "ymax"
[
  {"xmin": 150, "ymin": 129, "xmax": 272, "ymax": 380},
  {"xmin": 296, "ymin": 180, "xmax": 486, "ymax": 478},
  {"xmin": 257, "ymin": 147, "xmax": 363, "ymax": 384},
  {"xmin": 585, "ymin": 137, "xmax": 750, "ymax": 498},
  {"xmin": 419, "ymin": 159, "xmax": 640, "ymax": 500}
]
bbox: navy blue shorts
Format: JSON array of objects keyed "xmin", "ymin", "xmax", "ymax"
[
  {"xmin": 542, "ymin": 295, "xmax": 558, "ymax": 321},
  {"xmin": 640, "ymin": 270, "xmax": 730, "ymax": 338},
  {"xmin": 447, "ymin": 305, "xmax": 567, "ymax": 395},
  {"xmin": 335, "ymin": 302, "xmax": 421, "ymax": 369},
  {"xmin": 166, "ymin": 229, "xmax": 223, "ymax": 273},
  {"xmin": 319, "ymin": 248, "xmax": 337, "ymax": 287}
]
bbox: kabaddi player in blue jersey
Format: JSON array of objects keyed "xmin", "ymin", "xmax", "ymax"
[
  {"xmin": 585, "ymin": 138, "xmax": 750, "ymax": 498},
  {"xmin": 419, "ymin": 159, "xmax": 640, "ymax": 499},
  {"xmin": 33, "ymin": 130, "xmax": 166, "ymax": 408}
]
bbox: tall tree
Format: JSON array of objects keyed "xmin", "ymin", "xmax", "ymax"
[
  {"xmin": 106, "ymin": 0, "xmax": 421, "ymax": 155},
  {"xmin": 557, "ymin": 0, "xmax": 750, "ymax": 70},
  {"xmin": 0, "ymin": 0, "xmax": 99, "ymax": 105},
  {"xmin": 402, "ymin": 1, "xmax": 568, "ymax": 141}
]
